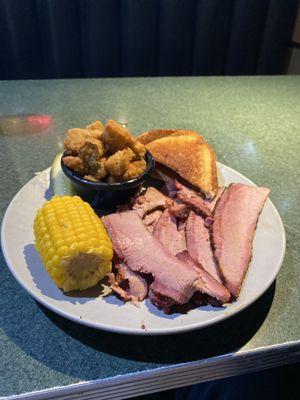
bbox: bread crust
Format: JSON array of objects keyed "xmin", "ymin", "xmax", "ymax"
[
  {"xmin": 137, "ymin": 129, "xmax": 204, "ymax": 145},
  {"xmin": 145, "ymin": 135, "xmax": 218, "ymax": 198}
]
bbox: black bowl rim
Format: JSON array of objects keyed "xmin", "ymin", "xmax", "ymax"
[{"xmin": 61, "ymin": 149, "xmax": 155, "ymax": 191}]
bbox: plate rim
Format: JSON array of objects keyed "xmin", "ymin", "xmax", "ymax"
[{"xmin": 1, "ymin": 163, "xmax": 286, "ymax": 335}]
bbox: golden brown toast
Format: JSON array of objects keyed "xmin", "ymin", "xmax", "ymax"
[
  {"xmin": 137, "ymin": 129, "xmax": 204, "ymax": 145},
  {"xmin": 146, "ymin": 136, "xmax": 218, "ymax": 199}
]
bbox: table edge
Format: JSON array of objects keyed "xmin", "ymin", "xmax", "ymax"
[{"xmin": 3, "ymin": 341, "xmax": 300, "ymax": 400}]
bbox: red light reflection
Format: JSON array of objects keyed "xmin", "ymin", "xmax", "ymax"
[{"xmin": 27, "ymin": 114, "xmax": 52, "ymax": 127}]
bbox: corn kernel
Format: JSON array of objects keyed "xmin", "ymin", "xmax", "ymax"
[
  {"xmin": 57, "ymin": 246, "xmax": 69, "ymax": 257},
  {"xmin": 70, "ymin": 242, "xmax": 79, "ymax": 256}
]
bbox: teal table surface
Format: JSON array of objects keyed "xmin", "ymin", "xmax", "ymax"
[{"xmin": 0, "ymin": 77, "xmax": 299, "ymax": 399}]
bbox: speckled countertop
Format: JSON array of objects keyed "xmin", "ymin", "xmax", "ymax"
[{"xmin": 0, "ymin": 77, "xmax": 299, "ymax": 399}]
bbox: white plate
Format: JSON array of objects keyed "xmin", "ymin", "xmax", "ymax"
[{"xmin": 1, "ymin": 163, "xmax": 285, "ymax": 335}]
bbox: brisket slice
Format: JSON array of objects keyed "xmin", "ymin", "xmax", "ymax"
[
  {"xmin": 176, "ymin": 251, "xmax": 230, "ymax": 303},
  {"xmin": 169, "ymin": 203, "xmax": 190, "ymax": 219},
  {"xmin": 178, "ymin": 217, "xmax": 188, "ymax": 232},
  {"xmin": 153, "ymin": 209, "xmax": 186, "ymax": 255},
  {"xmin": 186, "ymin": 211, "xmax": 222, "ymax": 282},
  {"xmin": 212, "ymin": 183, "xmax": 270, "ymax": 297},
  {"xmin": 174, "ymin": 181, "xmax": 212, "ymax": 218},
  {"xmin": 131, "ymin": 186, "xmax": 172, "ymax": 218},
  {"xmin": 157, "ymin": 166, "xmax": 222, "ymax": 214},
  {"xmin": 102, "ymin": 211, "xmax": 230, "ymax": 311},
  {"xmin": 109, "ymin": 260, "xmax": 148, "ymax": 303},
  {"xmin": 143, "ymin": 209, "xmax": 163, "ymax": 233}
]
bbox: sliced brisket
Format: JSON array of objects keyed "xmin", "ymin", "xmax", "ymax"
[
  {"xmin": 131, "ymin": 187, "xmax": 172, "ymax": 218},
  {"xmin": 174, "ymin": 181, "xmax": 212, "ymax": 218},
  {"xmin": 102, "ymin": 211, "xmax": 230, "ymax": 311},
  {"xmin": 153, "ymin": 209, "xmax": 186, "ymax": 255},
  {"xmin": 169, "ymin": 203, "xmax": 190, "ymax": 219},
  {"xmin": 186, "ymin": 211, "xmax": 222, "ymax": 282},
  {"xmin": 176, "ymin": 251, "xmax": 230, "ymax": 303},
  {"xmin": 109, "ymin": 260, "xmax": 148, "ymax": 303},
  {"xmin": 212, "ymin": 183, "xmax": 270, "ymax": 297},
  {"xmin": 143, "ymin": 209, "xmax": 163, "ymax": 233}
]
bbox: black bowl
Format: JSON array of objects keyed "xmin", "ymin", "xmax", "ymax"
[{"xmin": 61, "ymin": 150, "xmax": 155, "ymax": 210}]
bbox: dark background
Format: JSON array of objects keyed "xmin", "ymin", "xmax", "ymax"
[{"xmin": 0, "ymin": 0, "xmax": 299, "ymax": 80}]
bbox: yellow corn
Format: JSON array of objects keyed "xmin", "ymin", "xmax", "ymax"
[{"xmin": 34, "ymin": 195, "xmax": 113, "ymax": 292}]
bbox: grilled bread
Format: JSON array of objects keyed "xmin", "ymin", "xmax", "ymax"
[{"xmin": 139, "ymin": 132, "xmax": 218, "ymax": 199}]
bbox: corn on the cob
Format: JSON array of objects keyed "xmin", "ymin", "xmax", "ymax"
[{"xmin": 34, "ymin": 195, "xmax": 113, "ymax": 292}]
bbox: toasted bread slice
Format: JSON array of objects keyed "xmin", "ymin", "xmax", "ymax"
[
  {"xmin": 137, "ymin": 129, "xmax": 204, "ymax": 145},
  {"xmin": 146, "ymin": 136, "xmax": 218, "ymax": 198}
]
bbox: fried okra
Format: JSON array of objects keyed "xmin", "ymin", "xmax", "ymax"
[
  {"xmin": 103, "ymin": 120, "xmax": 146, "ymax": 157},
  {"xmin": 105, "ymin": 148, "xmax": 135, "ymax": 177},
  {"xmin": 123, "ymin": 159, "xmax": 147, "ymax": 181},
  {"xmin": 63, "ymin": 156, "xmax": 87, "ymax": 175},
  {"xmin": 63, "ymin": 119, "xmax": 147, "ymax": 182}
]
